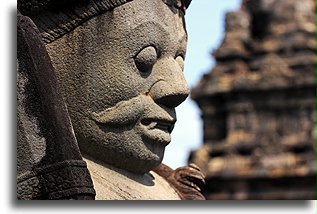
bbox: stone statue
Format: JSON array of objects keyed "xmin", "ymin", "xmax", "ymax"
[{"xmin": 17, "ymin": 0, "xmax": 205, "ymax": 200}]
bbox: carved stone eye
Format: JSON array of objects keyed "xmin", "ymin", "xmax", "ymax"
[
  {"xmin": 135, "ymin": 46, "xmax": 158, "ymax": 73},
  {"xmin": 175, "ymin": 55, "xmax": 184, "ymax": 71}
]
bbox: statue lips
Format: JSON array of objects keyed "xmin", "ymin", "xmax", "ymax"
[
  {"xmin": 136, "ymin": 96, "xmax": 176, "ymax": 147},
  {"xmin": 139, "ymin": 117, "xmax": 176, "ymax": 147},
  {"xmin": 141, "ymin": 118, "xmax": 175, "ymax": 133},
  {"xmin": 90, "ymin": 94, "xmax": 176, "ymax": 147}
]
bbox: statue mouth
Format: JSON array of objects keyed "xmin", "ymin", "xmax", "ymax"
[
  {"xmin": 139, "ymin": 117, "xmax": 176, "ymax": 146},
  {"xmin": 141, "ymin": 118, "xmax": 175, "ymax": 133},
  {"xmin": 90, "ymin": 94, "xmax": 176, "ymax": 147}
]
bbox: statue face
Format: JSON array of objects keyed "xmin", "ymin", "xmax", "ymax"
[{"xmin": 47, "ymin": 0, "xmax": 189, "ymax": 173}]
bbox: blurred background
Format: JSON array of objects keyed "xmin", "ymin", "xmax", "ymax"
[{"xmin": 164, "ymin": 0, "xmax": 316, "ymax": 200}]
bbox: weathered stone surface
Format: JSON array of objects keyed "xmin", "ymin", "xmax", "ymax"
[
  {"xmin": 84, "ymin": 156, "xmax": 181, "ymax": 200},
  {"xmin": 17, "ymin": 11, "xmax": 95, "ymax": 200},
  {"xmin": 190, "ymin": 0, "xmax": 315, "ymax": 200},
  {"xmin": 46, "ymin": 0, "xmax": 190, "ymax": 175},
  {"xmin": 18, "ymin": 0, "xmax": 205, "ymax": 200}
]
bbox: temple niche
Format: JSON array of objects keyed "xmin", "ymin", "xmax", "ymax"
[{"xmin": 189, "ymin": 0, "xmax": 316, "ymax": 199}]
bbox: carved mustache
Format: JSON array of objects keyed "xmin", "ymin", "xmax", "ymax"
[
  {"xmin": 90, "ymin": 94, "xmax": 176, "ymax": 127},
  {"xmin": 91, "ymin": 95, "xmax": 147, "ymax": 127}
]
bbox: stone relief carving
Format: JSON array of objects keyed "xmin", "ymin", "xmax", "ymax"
[{"xmin": 17, "ymin": 0, "xmax": 205, "ymax": 200}]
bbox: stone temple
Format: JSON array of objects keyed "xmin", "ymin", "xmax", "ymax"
[{"xmin": 189, "ymin": 0, "xmax": 316, "ymax": 199}]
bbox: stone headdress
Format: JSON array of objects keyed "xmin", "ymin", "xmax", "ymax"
[{"xmin": 18, "ymin": 0, "xmax": 192, "ymax": 43}]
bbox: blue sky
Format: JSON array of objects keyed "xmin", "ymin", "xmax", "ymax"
[{"xmin": 163, "ymin": 0, "xmax": 242, "ymax": 169}]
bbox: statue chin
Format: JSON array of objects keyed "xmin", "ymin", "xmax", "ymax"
[
  {"xmin": 74, "ymin": 120, "xmax": 167, "ymax": 174},
  {"xmin": 78, "ymin": 139, "xmax": 165, "ymax": 174}
]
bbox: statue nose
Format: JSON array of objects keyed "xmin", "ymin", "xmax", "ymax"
[{"xmin": 150, "ymin": 58, "xmax": 190, "ymax": 108}]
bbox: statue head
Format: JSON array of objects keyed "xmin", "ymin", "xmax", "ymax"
[{"xmin": 38, "ymin": 0, "xmax": 191, "ymax": 174}]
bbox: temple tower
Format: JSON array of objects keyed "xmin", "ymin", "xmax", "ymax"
[{"xmin": 190, "ymin": 0, "xmax": 316, "ymax": 199}]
